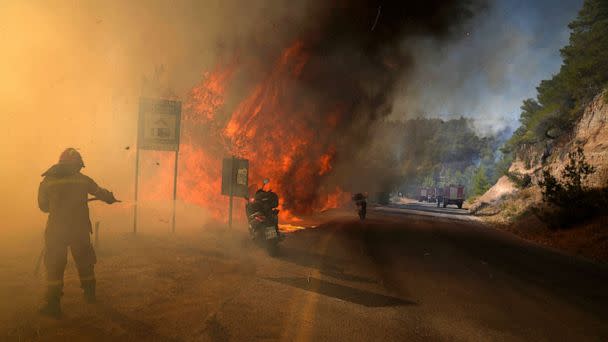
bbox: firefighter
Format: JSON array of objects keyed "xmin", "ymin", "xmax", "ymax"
[{"xmin": 37, "ymin": 148, "xmax": 118, "ymax": 317}]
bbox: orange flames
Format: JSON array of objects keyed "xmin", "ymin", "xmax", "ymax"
[{"xmin": 141, "ymin": 41, "xmax": 350, "ymax": 223}]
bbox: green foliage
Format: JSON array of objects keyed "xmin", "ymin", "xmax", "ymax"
[
  {"xmin": 506, "ymin": 172, "xmax": 532, "ymax": 189},
  {"xmin": 506, "ymin": 0, "xmax": 608, "ymax": 154},
  {"xmin": 538, "ymin": 147, "xmax": 607, "ymax": 228},
  {"xmin": 471, "ymin": 165, "xmax": 491, "ymax": 197},
  {"xmin": 562, "ymin": 0, "xmax": 608, "ymax": 108},
  {"xmin": 494, "ymin": 152, "xmax": 514, "ymax": 178},
  {"xmin": 539, "ymin": 147, "xmax": 596, "ymax": 204},
  {"xmin": 422, "ymin": 175, "xmax": 435, "ymax": 188},
  {"xmin": 373, "ymin": 117, "xmax": 508, "ymax": 196}
]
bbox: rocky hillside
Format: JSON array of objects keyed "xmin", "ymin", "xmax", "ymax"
[
  {"xmin": 473, "ymin": 91, "xmax": 608, "ymax": 217},
  {"xmin": 471, "ymin": 92, "xmax": 608, "ymax": 261},
  {"xmin": 513, "ymin": 91, "xmax": 608, "ymax": 188},
  {"xmin": 469, "ymin": 0, "xmax": 608, "ymax": 261}
]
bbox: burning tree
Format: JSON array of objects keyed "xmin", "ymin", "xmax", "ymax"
[{"xmin": 140, "ymin": 1, "xmax": 482, "ymax": 222}]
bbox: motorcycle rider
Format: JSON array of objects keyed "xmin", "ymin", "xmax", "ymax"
[
  {"xmin": 37, "ymin": 148, "xmax": 118, "ymax": 318},
  {"xmin": 246, "ymin": 179, "xmax": 284, "ymax": 246},
  {"xmin": 352, "ymin": 192, "xmax": 367, "ymax": 220},
  {"xmin": 249, "ymin": 188, "xmax": 281, "ymax": 235}
]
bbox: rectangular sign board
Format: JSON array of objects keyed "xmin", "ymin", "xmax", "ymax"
[
  {"xmin": 138, "ymin": 98, "xmax": 182, "ymax": 151},
  {"xmin": 221, "ymin": 158, "xmax": 249, "ymax": 198}
]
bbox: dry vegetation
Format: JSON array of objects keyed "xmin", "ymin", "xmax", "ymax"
[{"xmin": 475, "ymin": 186, "xmax": 608, "ymax": 263}]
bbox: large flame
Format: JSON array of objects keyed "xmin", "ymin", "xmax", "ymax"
[{"xmin": 141, "ymin": 41, "xmax": 350, "ymax": 222}]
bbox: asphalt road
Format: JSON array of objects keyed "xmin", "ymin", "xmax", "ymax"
[
  {"xmin": 372, "ymin": 201, "xmax": 476, "ymax": 221},
  {"xmin": 2, "ymin": 206, "xmax": 607, "ymax": 341}
]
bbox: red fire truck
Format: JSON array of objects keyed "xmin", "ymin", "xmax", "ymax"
[
  {"xmin": 435, "ymin": 187, "xmax": 444, "ymax": 207},
  {"xmin": 418, "ymin": 188, "xmax": 428, "ymax": 202},
  {"xmin": 442, "ymin": 185, "xmax": 465, "ymax": 209},
  {"xmin": 427, "ymin": 187, "xmax": 437, "ymax": 202}
]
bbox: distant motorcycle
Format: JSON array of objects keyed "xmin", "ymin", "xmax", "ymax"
[
  {"xmin": 245, "ymin": 179, "xmax": 282, "ymax": 255},
  {"xmin": 352, "ymin": 193, "xmax": 367, "ymax": 220}
]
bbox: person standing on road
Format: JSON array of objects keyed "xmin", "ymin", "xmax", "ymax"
[
  {"xmin": 37, "ymin": 148, "xmax": 119, "ymax": 318},
  {"xmin": 352, "ymin": 193, "xmax": 367, "ymax": 220}
]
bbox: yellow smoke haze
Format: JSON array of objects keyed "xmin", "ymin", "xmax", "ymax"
[{"xmin": 0, "ymin": 0, "xmax": 306, "ymax": 232}]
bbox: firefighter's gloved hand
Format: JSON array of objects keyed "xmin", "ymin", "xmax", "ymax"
[
  {"xmin": 106, "ymin": 192, "xmax": 120, "ymax": 204},
  {"xmin": 97, "ymin": 189, "xmax": 120, "ymax": 204}
]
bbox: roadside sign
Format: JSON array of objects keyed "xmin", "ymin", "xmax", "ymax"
[
  {"xmin": 222, "ymin": 157, "xmax": 249, "ymax": 229},
  {"xmin": 221, "ymin": 157, "xmax": 249, "ymax": 198},
  {"xmin": 133, "ymin": 97, "xmax": 182, "ymax": 234},
  {"xmin": 236, "ymin": 168, "xmax": 248, "ymax": 185},
  {"xmin": 138, "ymin": 98, "xmax": 181, "ymax": 151}
]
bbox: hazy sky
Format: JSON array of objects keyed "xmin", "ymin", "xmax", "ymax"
[{"xmin": 390, "ymin": 0, "xmax": 584, "ymax": 134}]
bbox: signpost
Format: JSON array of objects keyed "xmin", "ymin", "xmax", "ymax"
[
  {"xmin": 221, "ymin": 157, "xmax": 249, "ymax": 228},
  {"xmin": 134, "ymin": 98, "xmax": 182, "ymax": 234}
]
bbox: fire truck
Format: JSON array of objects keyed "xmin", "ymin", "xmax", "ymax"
[
  {"xmin": 441, "ymin": 185, "xmax": 465, "ymax": 209},
  {"xmin": 418, "ymin": 188, "xmax": 428, "ymax": 202},
  {"xmin": 435, "ymin": 187, "xmax": 444, "ymax": 207},
  {"xmin": 427, "ymin": 187, "xmax": 437, "ymax": 202}
]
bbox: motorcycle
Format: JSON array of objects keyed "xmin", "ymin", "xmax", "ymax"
[
  {"xmin": 245, "ymin": 179, "xmax": 282, "ymax": 255},
  {"xmin": 352, "ymin": 193, "xmax": 367, "ymax": 220}
]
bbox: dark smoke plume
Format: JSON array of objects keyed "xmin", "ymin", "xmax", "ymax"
[
  {"xmin": 138, "ymin": 0, "xmax": 488, "ymax": 216},
  {"xmin": 219, "ymin": 0, "xmax": 486, "ymax": 211},
  {"xmin": 300, "ymin": 0, "xmax": 484, "ymax": 123}
]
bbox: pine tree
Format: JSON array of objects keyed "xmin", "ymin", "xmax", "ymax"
[
  {"xmin": 506, "ymin": 0, "xmax": 608, "ymax": 151},
  {"xmin": 472, "ymin": 165, "xmax": 490, "ymax": 197},
  {"xmin": 560, "ymin": 0, "xmax": 608, "ymax": 110}
]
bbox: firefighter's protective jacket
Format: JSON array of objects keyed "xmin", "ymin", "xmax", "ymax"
[{"xmin": 38, "ymin": 164, "xmax": 114, "ymax": 235}]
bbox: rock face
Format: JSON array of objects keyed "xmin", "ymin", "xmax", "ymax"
[
  {"xmin": 469, "ymin": 176, "xmax": 517, "ymax": 213},
  {"xmin": 473, "ymin": 91, "xmax": 608, "ymax": 217},
  {"xmin": 509, "ymin": 91, "xmax": 608, "ymax": 189},
  {"xmin": 571, "ymin": 92, "xmax": 608, "ymax": 187}
]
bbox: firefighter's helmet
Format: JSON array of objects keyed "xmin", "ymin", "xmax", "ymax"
[{"xmin": 59, "ymin": 148, "xmax": 85, "ymax": 167}]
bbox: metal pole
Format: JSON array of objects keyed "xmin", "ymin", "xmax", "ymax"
[
  {"xmin": 133, "ymin": 147, "xmax": 140, "ymax": 234},
  {"xmin": 172, "ymin": 150, "xmax": 179, "ymax": 233},
  {"xmin": 228, "ymin": 156, "xmax": 234, "ymax": 229}
]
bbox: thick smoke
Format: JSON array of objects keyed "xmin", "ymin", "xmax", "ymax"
[
  {"xmin": 211, "ymin": 0, "xmax": 487, "ymax": 212},
  {"xmin": 289, "ymin": 0, "xmax": 485, "ymax": 135},
  {"xmin": 0, "ymin": 0, "xmax": 315, "ymax": 229},
  {"xmin": 134, "ymin": 1, "xmax": 488, "ymax": 216},
  {"xmin": 389, "ymin": 0, "xmax": 583, "ymax": 135},
  {"xmin": 9, "ymin": 0, "xmax": 568, "ymax": 225}
]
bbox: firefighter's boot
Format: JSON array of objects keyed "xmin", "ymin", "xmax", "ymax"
[
  {"xmin": 39, "ymin": 287, "xmax": 62, "ymax": 318},
  {"xmin": 82, "ymin": 280, "xmax": 96, "ymax": 304}
]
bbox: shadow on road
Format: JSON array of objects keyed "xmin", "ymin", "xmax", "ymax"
[
  {"xmin": 277, "ymin": 248, "xmax": 377, "ymax": 284},
  {"xmin": 265, "ymin": 277, "xmax": 416, "ymax": 307},
  {"xmin": 95, "ymin": 304, "xmax": 180, "ymax": 342}
]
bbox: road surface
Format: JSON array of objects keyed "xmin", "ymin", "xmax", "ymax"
[
  {"xmin": 1, "ymin": 206, "xmax": 607, "ymax": 341},
  {"xmin": 373, "ymin": 201, "xmax": 477, "ymax": 221}
]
